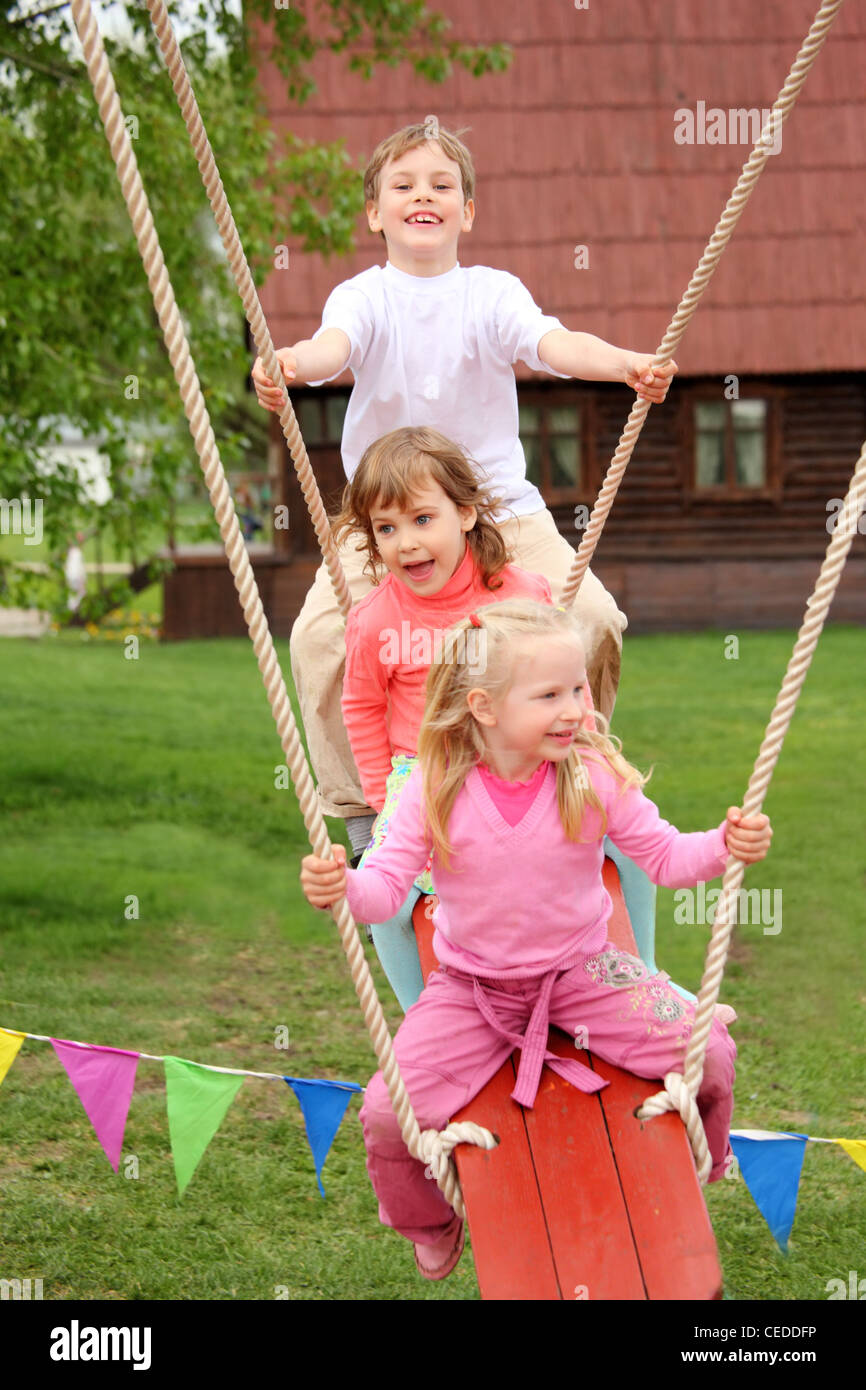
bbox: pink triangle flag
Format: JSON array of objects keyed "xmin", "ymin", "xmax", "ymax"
[{"xmin": 50, "ymin": 1039, "xmax": 140, "ymax": 1172}]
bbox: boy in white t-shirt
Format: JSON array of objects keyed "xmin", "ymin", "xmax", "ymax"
[{"xmin": 253, "ymin": 122, "xmax": 676, "ymax": 859}]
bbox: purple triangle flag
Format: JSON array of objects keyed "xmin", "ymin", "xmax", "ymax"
[
  {"xmin": 729, "ymin": 1132, "xmax": 808, "ymax": 1251},
  {"xmin": 285, "ymin": 1078, "xmax": 362, "ymax": 1197},
  {"xmin": 51, "ymin": 1039, "xmax": 140, "ymax": 1172}
]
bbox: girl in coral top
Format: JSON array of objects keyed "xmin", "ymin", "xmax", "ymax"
[
  {"xmin": 332, "ymin": 426, "xmax": 559, "ymax": 1007},
  {"xmin": 301, "ymin": 599, "xmax": 772, "ymax": 1280}
]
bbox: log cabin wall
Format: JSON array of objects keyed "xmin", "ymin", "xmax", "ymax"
[
  {"xmin": 569, "ymin": 373, "xmax": 866, "ymax": 629},
  {"xmin": 552, "ymin": 373, "xmax": 866, "ymax": 559},
  {"xmin": 255, "ymin": 371, "xmax": 865, "ymax": 636},
  {"xmin": 162, "ymin": 3, "xmax": 866, "ymax": 639},
  {"xmin": 163, "ymin": 370, "xmax": 866, "ymax": 638}
]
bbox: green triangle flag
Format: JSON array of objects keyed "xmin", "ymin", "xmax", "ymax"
[{"xmin": 164, "ymin": 1057, "xmax": 243, "ymax": 1195}]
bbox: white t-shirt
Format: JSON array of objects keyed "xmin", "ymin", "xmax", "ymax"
[{"xmin": 309, "ymin": 261, "xmax": 568, "ymax": 518}]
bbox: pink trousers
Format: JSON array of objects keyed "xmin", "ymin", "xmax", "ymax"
[{"xmin": 360, "ymin": 942, "xmax": 736, "ymax": 1244}]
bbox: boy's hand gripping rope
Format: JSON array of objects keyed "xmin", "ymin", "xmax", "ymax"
[
  {"xmin": 68, "ymin": 0, "xmax": 495, "ymax": 1218},
  {"xmin": 558, "ymin": 0, "xmax": 845, "ymax": 611}
]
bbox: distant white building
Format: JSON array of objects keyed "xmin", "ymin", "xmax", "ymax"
[{"xmin": 33, "ymin": 421, "xmax": 112, "ymax": 506}]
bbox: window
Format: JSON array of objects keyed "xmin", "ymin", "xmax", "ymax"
[
  {"xmin": 294, "ymin": 392, "xmax": 348, "ymax": 446},
  {"xmin": 278, "ymin": 390, "xmax": 350, "ymax": 553},
  {"xmin": 694, "ymin": 398, "xmax": 769, "ymax": 492},
  {"xmin": 518, "ymin": 397, "xmax": 583, "ymax": 501}
]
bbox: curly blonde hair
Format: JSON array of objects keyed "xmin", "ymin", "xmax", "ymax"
[{"xmin": 417, "ymin": 599, "xmax": 648, "ymax": 868}]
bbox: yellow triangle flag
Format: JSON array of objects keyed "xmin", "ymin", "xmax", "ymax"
[
  {"xmin": 833, "ymin": 1139, "xmax": 866, "ymax": 1174},
  {"xmin": 0, "ymin": 1030, "xmax": 26, "ymax": 1086}
]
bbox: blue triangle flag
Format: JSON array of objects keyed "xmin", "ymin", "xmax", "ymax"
[
  {"xmin": 284, "ymin": 1078, "xmax": 362, "ymax": 1197},
  {"xmin": 729, "ymin": 1132, "xmax": 808, "ymax": 1250}
]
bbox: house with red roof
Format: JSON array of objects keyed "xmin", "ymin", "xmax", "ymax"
[{"xmin": 164, "ymin": 0, "xmax": 866, "ymax": 636}]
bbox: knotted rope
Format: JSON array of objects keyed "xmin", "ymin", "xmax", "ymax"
[
  {"xmin": 144, "ymin": 0, "xmax": 351, "ymax": 618},
  {"xmin": 558, "ymin": 0, "xmax": 845, "ymax": 609},
  {"xmin": 639, "ymin": 447, "xmax": 866, "ymax": 1180},
  {"xmin": 420, "ymin": 1121, "xmax": 500, "ymax": 1183},
  {"xmin": 68, "ymin": 0, "xmax": 492, "ymax": 1218}
]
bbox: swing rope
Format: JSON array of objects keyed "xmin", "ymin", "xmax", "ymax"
[
  {"xmin": 145, "ymin": 0, "xmax": 351, "ymax": 619},
  {"xmin": 136, "ymin": 0, "xmax": 854, "ymax": 1191},
  {"xmin": 68, "ymin": 0, "xmax": 495, "ymax": 1219},
  {"xmin": 70, "ymin": 0, "xmax": 854, "ymax": 1200},
  {"xmin": 552, "ymin": 0, "xmax": 850, "ymax": 1181},
  {"xmin": 558, "ymin": 0, "xmax": 845, "ymax": 609},
  {"xmin": 639, "ymin": 444, "xmax": 866, "ymax": 1179}
]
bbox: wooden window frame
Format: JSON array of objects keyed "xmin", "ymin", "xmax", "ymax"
[
  {"xmin": 277, "ymin": 389, "xmax": 350, "ymax": 554},
  {"xmin": 682, "ymin": 384, "xmax": 783, "ymax": 507},
  {"xmin": 292, "ymin": 390, "xmax": 349, "ymax": 450},
  {"xmin": 518, "ymin": 385, "xmax": 590, "ymax": 506}
]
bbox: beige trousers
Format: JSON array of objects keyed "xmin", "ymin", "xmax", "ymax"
[{"xmin": 289, "ymin": 507, "xmax": 627, "ymax": 818}]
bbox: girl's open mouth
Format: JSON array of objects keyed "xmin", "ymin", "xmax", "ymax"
[
  {"xmin": 404, "ymin": 560, "xmax": 435, "ymax": 581},
  {"xmin": 548, "ymin": 731, "xmax": 574, "ymax": 744}
]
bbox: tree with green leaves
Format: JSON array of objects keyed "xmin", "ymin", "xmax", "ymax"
[{"xmin": 0, "ymin": 1, "xmax": 509, "ymax": 621}]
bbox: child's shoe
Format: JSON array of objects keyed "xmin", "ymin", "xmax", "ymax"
[{"xmin": 413, "ymin": 1214, "xmax": 464, "ymax": 1281}]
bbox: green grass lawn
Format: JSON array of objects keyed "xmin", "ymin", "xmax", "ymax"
[{"xmin": 0, "ymin": 625, "xmax": 864, "ymax": 1301}]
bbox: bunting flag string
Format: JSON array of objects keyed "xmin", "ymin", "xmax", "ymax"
[
  {"xmin": 51, "ymin": 1039, "xmax": 140, "ymax": 1173},
  {"xmin": 729, "ymin": 1130, "xmax": 809, "ymax": 1251},
  {"xmin": 0, "ymin": 1028, "xmax": 25, "ymax": 1085},
  {"xmin": 164, "ymin": 1056, "xmax": 245, "ymax": 1196},
  {"xmin": 833, "ymin": 1138, "xmax": 866, "ymax": 1175},
  {"xmin": 1, "ymin": 1024, "xmax": 362, "ymax": 1197},
  {"xmin": 2, "ymin": 1026, "xmax": 862, "ymax": 1217},
  {"xmin": 729, "ymin": 1128, "xmax": 866, "ymax": 1251},
  {"xmin": 285, "ymin": 1078, "xmax": 361, "ymax": 1197}
]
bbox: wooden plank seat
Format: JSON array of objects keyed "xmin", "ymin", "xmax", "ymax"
[{"xmin": 412, "ymin": 858, "xmax": 723, "ymax": 1300}]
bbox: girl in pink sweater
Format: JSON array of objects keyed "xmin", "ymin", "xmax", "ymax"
[
  {"xmin": 331, "ymin": 427, "xmax": 559, "ymax": 1008},
  {"xmin": 301, "ymin": 599, "xmax": 772, "ymax": 1280}
]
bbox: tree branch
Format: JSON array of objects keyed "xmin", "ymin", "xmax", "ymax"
[
  {"xmin": 0, "ymin": 43, "xmax": 79, "ymax": 81},
  {"xmin": 7, "ymin": 2, "xmax": 72, "ymax": 25}
]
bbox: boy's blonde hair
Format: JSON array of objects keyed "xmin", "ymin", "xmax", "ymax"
[
  {"xmin": 417, "ymin": 599, "xmax": 648, "ymax": 868},
  {"xmin": 364, "ymin": 121, "xmax": 476, "ymax": 224},
  {"xmin": 331, "ymin": 426, "xmax": 512, "ymax": 589}
]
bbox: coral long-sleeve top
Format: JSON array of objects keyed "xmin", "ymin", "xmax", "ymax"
[{"xmin": 341, "ymin": 545, "xmax": 552, "ymax": 811}]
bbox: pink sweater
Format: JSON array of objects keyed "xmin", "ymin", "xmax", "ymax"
[
  {"xmin": 342, "ymin": 544, "xmax": 552, "ymax": 811},
  {"xmin": 345, "ymin": 756, "xmax": 729, "ymax": 979}
]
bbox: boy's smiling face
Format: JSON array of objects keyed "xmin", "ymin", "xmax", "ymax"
[{"xmin": 366, "ymin": 141, "xmax": 474, "ymax": 276}]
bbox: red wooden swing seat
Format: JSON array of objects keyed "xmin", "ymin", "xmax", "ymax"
[{"xmin": 412, "ymin": 858, "xmax": 723, "ymax": 1300}]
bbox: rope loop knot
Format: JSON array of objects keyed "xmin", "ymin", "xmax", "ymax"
[
  {"xmin": 418, "ymin": 1121, "xmax": 499, "ymax": 1182},
  {"xmin": 638, "ymin": 1072, "xmax": 712, "ymax": 1184}
]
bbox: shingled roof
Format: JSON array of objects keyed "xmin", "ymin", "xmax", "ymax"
[{"xmin": 256, "ymin": 0, "xmax": 866, "ymax": 378}]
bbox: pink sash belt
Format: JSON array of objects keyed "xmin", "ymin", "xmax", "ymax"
[{"xmin": 447, "ymin": 965, "xmax": 609, "ymax": 1109}]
